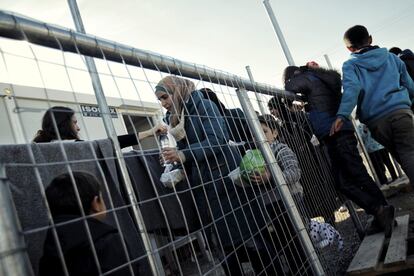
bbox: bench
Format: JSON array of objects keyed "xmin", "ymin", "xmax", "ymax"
[{"xmin": 347, "ymin": 214, "xmax": 413, "ymax": 275}]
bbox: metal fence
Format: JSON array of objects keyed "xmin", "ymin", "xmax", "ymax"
[{"xmin": 0, "ymin": 10, "xmax": 376, "ymax": 276}]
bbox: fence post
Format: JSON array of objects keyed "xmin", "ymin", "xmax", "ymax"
[
  {"xmin": 323, "ymin": 54, "xmax": 333, "ymax": 70},
  {"xmin": 245, "ymin": 66, "xmax": 268, "ymax": 115},
  {"xmin": 0, "ymin": 165, "xmax": 33, "ymax": 276},
  {"xmin": 66, "ymin": 1, "xmax": 160, "ymax": 275},
  {"xmin": 237, "ymin": 88, "xmax": 325, "ymax": 276},
  {"xmin": 262, "ymin": 0, "xmax": 295, "ymax": 66},
  {"xmin": 351, "ymin": 120, "xmax": 381, "ymax": 186}
]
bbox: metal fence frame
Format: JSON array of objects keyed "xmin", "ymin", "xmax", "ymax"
[{"xmin": 0, "ymin": 9, "xmax": 365, "ymax": 276}]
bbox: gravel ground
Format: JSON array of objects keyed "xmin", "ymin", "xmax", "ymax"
[{"xmin": 326, "ymin": 181, "xmax": 414, "ymax": 276}]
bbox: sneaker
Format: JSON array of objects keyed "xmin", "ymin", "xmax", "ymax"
[
  {"xmin": 366, "ymin": 218, "xmax": 398, "ymax": 236},
  {"xmin": 376, "ymin": 205, "xmax": 395, "ymax": 238},
  {"xmin": 339, "ymin": 205, "xmax": 348, "ymax": 213}
]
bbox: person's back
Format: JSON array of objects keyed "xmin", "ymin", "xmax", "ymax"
[
  {"xmin": 394, "ymin": 48, "xmax": 414, "ymax": 81},
  {"xmin": 339, "ymin": 46, "xmax": 414, "ymax": 125},
  {"xmin": 40, "ymin": 215, "xmax": 127, "ymax": 276},
  {"xmin": 223, "ymin": 107, "xmax": 252, "ymax": 144},
  {"xmin": 39, "ymin": 172, "xmax": 130, "ymax": 276},
  {"xmin": 284, "ymin": 66, "xmax": 351, "ymax": 139},
  {"xmin": 332, "ymin": 25, "xmax": 414, "ymax": 189}
]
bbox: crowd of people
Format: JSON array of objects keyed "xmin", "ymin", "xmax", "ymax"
[{"xmin": 33, "ymin": 24, "xmax": 414, "ymax": 275}]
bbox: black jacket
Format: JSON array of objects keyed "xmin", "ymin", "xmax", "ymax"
[
  {"xmin": 400, "ymin": 49, "xmax": 414, "ymax": 81},
  {"xmin": 285, "ymin": 68, "xmax": 352, "ymax": 138},
  {"xmin": 223, "ymin": 108, "xmax": 252, "ymax": 144},
  {"xmin": 39, "ymin": 215, "xmax": 131, "ymax": 276},
  {"xmin": 285, "ymin": 68, "xmax": 342, "ymax": 114}
]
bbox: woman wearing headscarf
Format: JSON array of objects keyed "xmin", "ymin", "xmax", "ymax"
[{"xmin": 155, "ymin": 76, "xmax": 279, "ymax": 275}]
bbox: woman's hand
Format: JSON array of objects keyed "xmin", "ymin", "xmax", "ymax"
[
  {"xmin": 162, "ymin": 147, "xmax": 183, "ymax": 164},
  {"xmin": 139, "ymin": 123, "xmax": 168, "ymax": 140},
  {"xmin": 153, "ymin": 123, "xmax": 168, "ymax": 136}
]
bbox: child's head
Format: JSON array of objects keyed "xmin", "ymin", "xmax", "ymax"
[
  {"xmin": 267, "ymin": 97, "xmax": 291, "ymax": 119},
  {"xmin": 389, "ymin": 47, "xmax": 402, "ymax": 56},
  {"xmin": 343, "ymin": 25, "xmax": 372, "ymax": 52},
  {"xmin": 258, "ymin": 115, "xmax": 279, "ymax": 143},
  {"xmin": 46, "ymin": 171, "xmax": 106, "ymax": 220}
]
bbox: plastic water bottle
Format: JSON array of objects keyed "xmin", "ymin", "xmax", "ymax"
[{"xmin": 160, "ymin": 134, "xmax": 170, "ymax": 166}]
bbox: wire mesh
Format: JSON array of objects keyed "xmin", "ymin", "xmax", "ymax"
[{"xmin": 0, "ymin": 11, "xmax": 374, "ymax": 276}]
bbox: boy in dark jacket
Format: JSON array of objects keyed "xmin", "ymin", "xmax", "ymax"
[
  {"xmin": 285, "ymin": 63, "xmax": 394, "ymax": 237},
  {"xmin": 332, "ymin": 25, "xmax": 414, "ymax": 188},
  {"xmin": 389, "ymin": 47, "xmax": 414, "ymax": 81},
  {"xmin": 39, "ymin": 171, "xmax": 130, "ymax": 276}
]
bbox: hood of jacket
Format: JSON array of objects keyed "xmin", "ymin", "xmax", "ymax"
[{"xmin": 350, "ymin": 47, "xmax": 389, "ymax": 71}]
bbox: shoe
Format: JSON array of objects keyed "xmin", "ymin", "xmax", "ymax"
[
  {"xmin": 376, "ymin": 205, "xmax": 395, "ymax": 238},
  {"xmin": 366, "ymin": 219, "xmax": 382, "ymax": 235},
  {"xmin": 366, "ymin": 218, "xmax": 397, "ymax": 236},
  {"xmin": 339, "ymin": 205, "xmax": 348, "ymax": 213}
]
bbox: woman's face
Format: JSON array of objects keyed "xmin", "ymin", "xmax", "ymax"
[
  {"xmin": 71, "ymin": 115, "xmax": 80, "ymax": 136},
  {"xmin": 157, "ymin": 92, "xmax": 173, "ymax": 112},
  {"xmin": 261, "ymin": 123, "xmax": 278, "ymax": 143}
]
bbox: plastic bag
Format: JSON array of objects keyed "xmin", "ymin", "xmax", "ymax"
[
  {"xmin": 160, "ymin": 164, "xmax": 185, "ymax": 188},
  {"xmin": 309, "ymin": 220, "xmax": 343, "ymax": 250},
  {"xmin": 310, "ymin": 134, "xmax": 320, "ymax": 146},
  {"xmin": 228, "ymin": 167, "xmax": 251, "ymax": 188}
]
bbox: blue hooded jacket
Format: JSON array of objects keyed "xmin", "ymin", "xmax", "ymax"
[{"xmin": 338, "ymin": 47, "xmax": 414, "ymax": 125}]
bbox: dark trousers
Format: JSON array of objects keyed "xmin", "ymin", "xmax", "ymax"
[
  {"xmin": 369, "ymin": 110, "xmax": 414, "ymax": 186},
  {"xmin": 323, "ymin": 131, "xmax": 387, "ymax": 215},
  {"xmin": 222, "ymin": 202, "xmax": 313, "ymax": 275},
  {"xmin": 222, "ymin": 241, "xmax": 283, "ymax": 276}
]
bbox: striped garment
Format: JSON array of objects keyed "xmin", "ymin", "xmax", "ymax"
[
  {"xmin": 271, "ymin": 141, "xmax": 301, "ymax": 186},
  {"xmin": 256, "ymin": 141, "xmax": 304, "ymax": 204}
]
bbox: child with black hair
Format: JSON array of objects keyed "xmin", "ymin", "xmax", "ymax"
[
  {"xmin": 331, "ymin": 25, "xmax": 414, "ymax": 189},
  {"xmin": 39, "ymin": 171, "xmax": 131, "ymax": 276},
  {"xmin": 229, "ymin": 115, "xmax": 308, "ymax": 275},
  {"xmin": 231, "ymin": 114, "xmax": 304, "ymax": 200}
]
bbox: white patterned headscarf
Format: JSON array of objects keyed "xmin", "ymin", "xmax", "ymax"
[{"xmin": 155, "ymin": 76, "xmax": 195, "ymax": 127}]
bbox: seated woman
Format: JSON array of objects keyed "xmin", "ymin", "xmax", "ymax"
[
  {"xmin": 33, "ymin": 106, "xmax": 166, "ymax": 148},
  {"xmin": 155, "ymin": 76, "xmax": 279, "ymax": 275}
]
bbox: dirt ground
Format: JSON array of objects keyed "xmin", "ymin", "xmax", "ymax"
[{"xmin": 181, "ymin": 180, "xmax": 414, "ymax": 276}]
